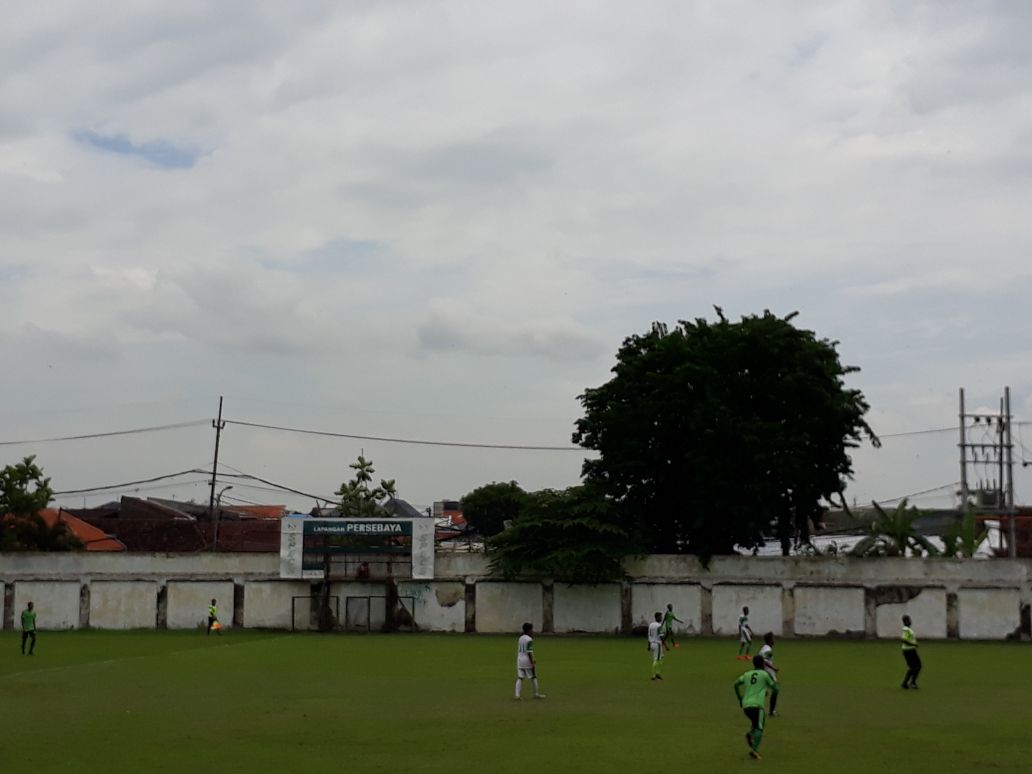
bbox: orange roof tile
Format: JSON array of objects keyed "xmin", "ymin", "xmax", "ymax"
[{"xmin": 38, "ymin": 509, "xmax": 126, "ymax": 551}]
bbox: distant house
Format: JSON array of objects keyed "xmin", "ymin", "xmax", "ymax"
[{"xmin": 40, "ymin": 509, "xmax": 125, "ymax": 551}]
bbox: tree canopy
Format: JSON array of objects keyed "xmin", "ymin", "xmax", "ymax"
[
  {"xmin": 488, "ymin": 485, "xmax": 634, "ymax": 584},
  {"xmin": 573, "ymin": 310, "xmax": 878, "ymax": 558},
  {"xmin": 461, "ymin": 481, "xmax": 528, "ymax": 538},
  {"xmin": 335, "ymin": 455, "xmax": 397, "ymax": 518},
  {"xmin": 0, "ymin": 456, "xmax": 82, "ymax": 551}
]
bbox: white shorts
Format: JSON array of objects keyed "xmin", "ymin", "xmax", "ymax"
[
  {"xmin": 765, "ymin": 668, "xmax": 778, "ymax": 682},
  {"xmin": 650, "ymin": 642, "xmax": 663, "ymax": 661},
  {"xmin": 517, "ymin": 667, "xmax": 536, "ymax": 679}
]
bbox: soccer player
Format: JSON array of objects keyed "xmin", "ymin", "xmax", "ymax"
[
  {"xmin": 662, "ymin": 603, "xmax": 684, "ymax": 650},
  {"xmin": 901, "ymin": 615, "xmax": 921, "ymax": 689},
  {"xmin": 757, "ymin": 632, "xmax": 779, "ymax": 716},
  {"xmin": 21, "ymin": 601, "xmax": 37, "ymax": 656},
  {"xmin": 648, "ymin": 611, "xmax": 665, "ymax": 680},
  {"xmin": 515, "ymin": 622, "xmax": 545, "ymax": 699},
  {"xmin": 736, "ymin": 606, "xmax": 753, "ymax": 660},
  {"xmin": 208, "ymin": 598, "xmax": 220, "ymax": 636},
  {"xmin": 734, "ymin": 654, "xmax": 780, "ymax": 760}
]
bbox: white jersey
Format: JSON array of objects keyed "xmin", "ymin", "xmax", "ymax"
[
  {"xmin": 738, "ymin": 615, "xmax": 752, "ymax": 643},
  {"xmin": 648, "ymin": 621, "xmax": 663, "ymax": 644},
  {"xmin": 517, "ymin": 634, "xmax": 535, "ymax": 669},
  {"xmin": 758, "ymin": 643, "xmax": 776, "ymax": 676}
]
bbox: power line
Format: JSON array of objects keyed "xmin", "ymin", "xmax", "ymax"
[
  {"xmin": 874, "ymin": 481, "xmax": 960, "ymax": 505},
  {"xmin": 53, "ymin": 469, "xmax": 205, "ymax": 495},
  {"xmin": 224, "ymin": 419, "xmax": 584, "ymax": 452},
  {"xmin": 0, "ymin": 420, "xmax": 209, "ymax": 447},
  {"xmin": 51, "ymin": 479, "xmax": 211, "ymax": 500}
]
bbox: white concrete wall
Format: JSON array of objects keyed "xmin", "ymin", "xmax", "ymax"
[
  {"xmin": 90, "ymin": 581, "xmax": 157, "ymax": 629},
  {"xmin": 794, "ymin": 586, "xmax": 865, "ymax": 636},
  {"xmin": 1, "ymin": 552, "xmax": 278, "ymax": 579},
  {"xmin": 631, "ymin": 584, "xmax": 703, "ymax": 634},
  {"xmin": 243, "ymin": 581, "xmax": 311, "ymax": 629},
  {"xmin": 553, "ymin": 584, "xmax": 621, "ymax": 634},
  {"xmin": 712, "ymin": 585, "xmax": 782, "ymax": 636},
  {"xmin": 398, "ymin": 582, "xmax": 466, "ymax": 633},
  {"xmin": 166, "ymin": 581, "xmax": 234, "ymax": 630},
  {"xmin": 476, "ymin": 582, "xmax": 543, "ymax": 633},
  {"xmin": 958, "ymin": 589, "xmax": 1021, "ymax": 640},
  {"xmin": 875, "ymin": 588, "xmax": 947, "ymax": 639},
  {"xmin": 14, "ymin": 581, "xmax": 81, "ymax": 630}
]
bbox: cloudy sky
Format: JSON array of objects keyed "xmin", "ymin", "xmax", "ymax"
[{"xmin": 3, "ymin": 1, "xmax": 1032, "ymax": 515}]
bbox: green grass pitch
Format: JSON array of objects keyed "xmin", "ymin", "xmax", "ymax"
[{"xmin": 1, "ymin": 631, "xmax": 1027, "ymax": 773}]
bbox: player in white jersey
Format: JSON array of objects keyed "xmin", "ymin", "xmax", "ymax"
[
  {"xmin": 736, "ymin": 606, "xmax": 753, "ymax": 660},
  {"xmin": 515, "ymin": 622, "xmax": 545, "ymax": 699},
  {"xmin": 648, "ymin": 612, "xmax": 665, "ymax": 680},
  {"xmin": 757, "ymin": 632, "xmax": 780, "ymax": 716}
]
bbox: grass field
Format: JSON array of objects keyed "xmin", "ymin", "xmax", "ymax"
[{"xmin": 1, "ymin": 631, "xmax": 1027, "ymax": 773}]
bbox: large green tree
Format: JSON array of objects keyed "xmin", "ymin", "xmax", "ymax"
[
  {"xmin": 461, "ymin": 481, "xmax": 528, "ymax": 538},
  {"xmin": 573, "ymin": 310, "xmax": 878, "ymax": 558}
]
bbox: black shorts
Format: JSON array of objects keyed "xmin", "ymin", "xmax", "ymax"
[
  {"xmin": 743, "ymin": 706, "xmax": 765, "ymax": 732},
  {"xmin": 904, "ymin": 650, "xmax": 921, "ymax": 669}
]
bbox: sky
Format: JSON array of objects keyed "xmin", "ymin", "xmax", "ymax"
[{"xmin": 3, "ymin": 1, "xmax": 1032, "ymax": 515}]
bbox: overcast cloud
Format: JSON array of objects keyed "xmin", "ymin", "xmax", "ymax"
[{"xmin": 3, "ymin": 1, "xmax": 1032, "ymax": 513}]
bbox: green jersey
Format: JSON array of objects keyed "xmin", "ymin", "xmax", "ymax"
[
  {"xmin": 735, "ymin": 669, "xmax": 778, "ymax": 708},
  {"xmin": 902, "ymin": 626, "xmax": 918, "ymax": 651},
  {"xmin": 22, "ymin": 609, "xmax": 37, "ymax": 631},
  {"xmin": 662, "ymin": 611, "xmax": 677, "ymax": 629},
  {"xmin": 209, "ymin": 605, "xmax": 217, "ymax": 619}
]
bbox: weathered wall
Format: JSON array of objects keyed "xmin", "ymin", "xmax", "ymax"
[
  {"xmin": 630, "ymin": 584, "xmax": 702, "ymax": 634},
  {"xmin": 2, "ymin": 553, "xmax": 1030, "ymax": 639},
  {"xmin": 712, "ymin": 585, "xmax": 783, "ymax": 637},
  {"xmin": 957, "ymin": 589, "xmax": 1021, "ymax": 640},
  {"xmin": 475, "ymin": 582, "xmax": 543, "ymax": 634},
  {"xmin": 166, "ymin": 581, "xmax": 235, "ymax": 630},
  {"xmin": 875, "ymin": 587, "xmax": 947, "ymax": 639},
  {"xmin": 399, "ymin": 582, "xmax": 466, "ymax": 633},
  {"xmin": 553, "ymin": 584, "xmax": 621, "ymax": 634},
  {"xmin": 13, "ymin": 581, "xmax": 81, "ymax": 630},
  {"xmin": 90, "ymin": 581, "xmax": 157, "ymax": 629},
  {"xmin": 794, "ymin": 586, "xmax": 865, "ymax": 636},
  {"xmin": 242, "ymin": 581, "xmax": 311, "ymax": 629}
]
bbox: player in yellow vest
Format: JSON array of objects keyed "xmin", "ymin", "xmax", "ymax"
[
  {"xmin": 901, "ymin": 615, "xmax": 921, "ymax": 689},
  {"xmin": 208, "ymin": 599, "xmax": 220, "ymax": 636}
]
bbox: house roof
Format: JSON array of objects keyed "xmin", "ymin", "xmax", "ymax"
[{"xmin": 39, "ymin": 509, "xmax": 126, "ymax": 551}]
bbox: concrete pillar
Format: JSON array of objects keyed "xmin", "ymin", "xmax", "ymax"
[
  {"xmin": 2, "ymin": 583, "xmax": 12, "ymax": 631},
  {"xmin": 156, "ymin": 584, "xmax": 168, "ymax": 629},
  {"xmin": 863, "ymin": 588, "xmax": 877, "ymax": 638},
  {"xmin": 700, "ymin": 584, "xmax": 713, "ymax": 636},
  {"xmin": 946, "ymin": 591, "xmax": 960, "ymax": 639},
  {"xmin": 233, "ymin": 582, "xmax": 245, "ymax": 628},
  {"xmin": 464, "ymin": 582, "xmax": 476, "ymax": 633},
  {"xmin": 621, "ymin": 581, "xmax": 633, "ymax": 635},
  {"xmin": 542, "ymin": 582, "xmax": 554, "ymax": 634},
  {"xmin": 79, "ymin": 583, "xmax": 91, "ymax": 629},
  {"xmin": 781, "ymin": 584, "xmax": 795, "ymax": 637}
]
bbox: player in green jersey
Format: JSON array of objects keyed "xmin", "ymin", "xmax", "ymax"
[
  {"xmin": 21, "ymin": 601, "xmax": 37, "ymax": 655},
  {"xmin": 734, "ymin": 654, "xmax": 780, "ymax": 760},
  {"xmin": 662, "ymin": 603, "xmax": 684, "ymax": 650}
]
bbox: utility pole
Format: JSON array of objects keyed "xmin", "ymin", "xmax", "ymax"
[
  {"xmin": 958, "ymin": 386, "xmax": 1016, "ymax": 556},
  {"xmin": 1005, "ymin": 386, "xmax": 1016, "ymax": 558},
  {"xmin": 959, "ymin": 388, "xmax": 969, "ymax": 515},
  {"xmin": 209, "ymin": 396, "xmax": 226, "ymax": 535}
]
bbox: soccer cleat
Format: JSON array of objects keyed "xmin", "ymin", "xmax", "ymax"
[
  {"xmin": 749, "ymin": 751, "xmax": 762, "ymax": 760},
  {"xmin": 674, "ymin": 643, "xmax": 681, "ymax": 649},
  {"xmin": 901, "ymin": 683, "xmax": 910, "ymax": 690},
  {"xmin": 655, "ymin": 674, "xmax": 663, "ymax": 680},
  {"xmin": 910, "ymin": 684, "xmax": 919, "ymax": 690},
  {"xmin": 533, "ymin": 694, "xmax": 546, "ymax": 699},
  {"xmin": 769, "ymin": 711, "xmax": 779, "ymax": 717}
]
